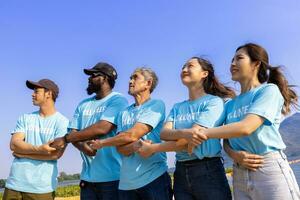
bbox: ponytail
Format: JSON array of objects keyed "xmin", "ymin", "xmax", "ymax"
[
  {"xmin": 267, "ymin": 66, "xmax": 298, "ymax": 115},
  {"xmin": 236, "ymin": 43, "xmax": 299, "ymax": 115},
  {"xmin": 192, "ymin": 57, "xmax": 236, "ymax": 99}
]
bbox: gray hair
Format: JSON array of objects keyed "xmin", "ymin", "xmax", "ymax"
[{"xmin": 133, "ymin": 67, "xmax": 158, "ymax": 93}]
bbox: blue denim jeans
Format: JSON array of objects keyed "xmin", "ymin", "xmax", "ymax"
[
  {"xmin": 118, "ymin": 172, "xmax": 173, "ymax": 200},
  {"xmin": 80, "ymin": 180, "xmax": 119, "ymax": 200},
  {"xmin": 174, "ymin": 157, "xmax": 232, "ymax": 200}
]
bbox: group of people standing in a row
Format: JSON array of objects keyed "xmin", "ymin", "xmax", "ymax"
[{"xmin": 3, "ymin": 43, "xmax": 300, "ymax": 200}]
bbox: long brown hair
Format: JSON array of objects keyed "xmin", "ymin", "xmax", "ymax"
[
  {"xmin": 192, "ymin": 57, "xmax": 236, "ymax": 99},
  {"xmin": 236, "ymin": 43, "xmax": 298, "ymax": 115}
]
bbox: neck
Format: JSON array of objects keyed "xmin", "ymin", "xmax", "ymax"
[
  {"xmin": 134, "ymin": 91, "xmax": 151, "ymax": 106},
  {"xmin": 39, "ymin": 102, "xmax": 56, "ymax": 117},
  {"xmin": 240, "ymin": 77, "xmax": 261, "ymax": 93},
  {"xmin": 95, "ymin": 86, "xmax": 112, "ymax": 100},
  {"xmin": 188, "ymin": 83, "xmax": 206, "ymax": 101}
]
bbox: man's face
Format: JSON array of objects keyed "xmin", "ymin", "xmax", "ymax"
[
  {"xmin": 128, "ymin": 72, "xmax": 149, "ymax": 95},
  {"xmin": 31, "ymin": 87, "xmax": 50, "ymax": 106},
  {"xmin": 86, "ymin": 73, "xmax": 105, "ymax": 95}
]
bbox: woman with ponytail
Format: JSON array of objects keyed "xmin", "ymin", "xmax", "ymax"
[
  {"xmin": 189, "ymin": 43, "xmax": 299, "ymax": 199},
  {"xmin": 138, "ymin": 57, "xmax": 234, "ymax": 200}
]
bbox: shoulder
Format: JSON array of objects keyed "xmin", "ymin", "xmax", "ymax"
[
  {"xmin": 255, "ymin": 83, "xmax": 283, "ymax": 98},
  {"xmin": 109, "ymin": 92, "xmax": 128, "ymax": 103},
  {"xmin": 206, "ymin": 95, "xmax": 224, "ymax": 105},
  {"xmin": 148, "ymin": 99, "xmax": 166, "ymax": 108},
  {"xmin": 171, "ymin": 100, "xmax": 188, "ymax": 110},
  {"xmin": 55, "ymin": 112, "xmax": 69, "ymax": 123},
  {"xmin": 19, "ymin": 111, "xmax": 39, "ymax": 121},
  {"xmin": 258, "ymin": 83, "xmax": 280, "ymax": 93},
  {"xmin": 77, "ymin": 97, "xmax": 95, "ymax": 107}
]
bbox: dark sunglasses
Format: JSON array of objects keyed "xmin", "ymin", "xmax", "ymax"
[{"xmin": 90, "ymin": 72, "xmax": 105, "ymax": 78}]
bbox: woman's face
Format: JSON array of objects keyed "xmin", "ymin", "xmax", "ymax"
[
  {"xmin": 181, "ymin": 58, "xmax": 208, "ymax": 86},
  {"xmin": 231, "ymin": 48, "xmax": 258, "ymax": 82}
]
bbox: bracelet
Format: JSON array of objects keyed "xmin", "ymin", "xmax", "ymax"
[{"xmin": 63, "ymin": 134, "xmax": 70, "ymax": 144}]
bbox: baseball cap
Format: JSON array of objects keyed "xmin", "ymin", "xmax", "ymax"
[
  {"xmin": 84, "ymin": 62, "xmax": 118, "ymax": 80},
  {"xmin": 26, "ymin": 79, "xmax": 59, "ymax": 100}
]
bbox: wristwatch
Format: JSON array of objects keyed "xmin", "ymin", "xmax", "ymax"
[{"xmin": 63, "ymin": 133, "xmax": 70, "ymax": 144}]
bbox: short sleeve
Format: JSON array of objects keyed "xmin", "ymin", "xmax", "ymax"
[
  {"xmin": 100, "ymin": 97, "xmax": 128, "ymax": 125},
  {"xmin": 116, "ymin": 111, "xmax": 124, "ymax": 133},
  {"xmin": 55, "ymin": 118, "xmax": 69, "ymax": 138},
  {"xmin": 137, "ymin": 100, "xmax": 165, "ymax": 129},
  {"xmin": 194, "ymin": 97, "xmax": 225, "ymax": 128},
  {"xmin": 68, "ymin": 105, "xmax": 81, "ymax": 130},
  {"xmin": 12, "ymin": 115, "xmax": 26, "ymax": 134},
  {"xmin": 166, "ymin": 106, "xmax": 176, "ymax": 122},
  {"xmin": 247, "ymin": 84, "xmax": 284, "ymax": 125}
]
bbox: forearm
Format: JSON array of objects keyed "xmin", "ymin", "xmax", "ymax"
[
  {"xmin": 205, "ymin": 122, "xmax": 251, "ymax": 139},
  {"xmin": 67, "ymin": 123, "xmax": 115, "ymax": 143},
  {"xmin": 101, "ymin": 133, "xmax": 136, "ymax": 147},
  {"xmin": 72, "ymin": 141, "xmax": 86, "ymax": 151},
  {"xmin": 151, "ymin": 141, "xmax": 187, "ymax": 153},
  {"xmin": 160, "ymin": 129, "xmax": 188, "ymax": 141},
  {"xmin": 13, "ymin": 152, "xmax": 60, "ymax": 160},
  {"xmin": 223, "ymin": 139, "xmax": 237, "ymax": 160},
  {"xmin": 11, "ymin": 141, "xmax": 41, "ymax": 155}
]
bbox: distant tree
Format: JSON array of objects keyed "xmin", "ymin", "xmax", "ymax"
[
  {"xmin": 58, "ymin": 172, "xmax": 80, "ymax": 182},
  {"xmin": 0, "ymin": 179, "xmax": 6, "ymax": 188}
]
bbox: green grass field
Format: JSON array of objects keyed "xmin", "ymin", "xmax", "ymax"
[{"xmin": 0, "ymin": 185, "xmax": 80, "ymax": 200}]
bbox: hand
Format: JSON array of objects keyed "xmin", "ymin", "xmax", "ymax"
[
  {"xmin": 50, "ymin": 137, "xmax": 66, "ymax": 150},
  {"xmin": 183, "ymin": 127, "xmax": 207, "ymax": 147},
  {"xmin": 137, "ymin": 140, "xmax": 154, "ymax": 158},
  {"xmin": 116, "ymin": 140, "xmax": 142, "ymax": 156},
  {"xmin": 87, "ymin": 139, "xmax": 103, "ymax": 150},
  {"xmin": 81, "ymin": 141, "xmax": 97, "ymax": 156},
  {"xmin": 38, "ymin": 141, "xmax": 57, "ymax": 155},
  {"xmin": 233, "ymin": 151, "xmax": 264, "ymax": 171}
]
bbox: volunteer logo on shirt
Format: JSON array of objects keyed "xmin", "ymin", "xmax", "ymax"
[
  {"xmin": 175, "ymin": 112, "xmax": 201, "ymax": 122},
  {"xmin": 27, "ymin": 126, "xmax": 54, "ymax": 135},
  {"xmin": 227, "ymin": 105, "xmax": 249, "ymax": 120},
  {"xmin": 83, "ymin": 106, "xmax": 106, "ymax": 116}
]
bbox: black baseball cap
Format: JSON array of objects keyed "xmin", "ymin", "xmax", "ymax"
[
  {"xmin": 26, "ymin": 79, "xmax": 59, "ymax": 100},
  {"xmin": 84, "ymin": 62, "xmax": 118, "ymax": 80}
]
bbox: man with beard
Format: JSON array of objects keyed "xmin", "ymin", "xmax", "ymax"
[{"xmin": 51, "ymin": 62, "xmax": 128, "ymax": 200}]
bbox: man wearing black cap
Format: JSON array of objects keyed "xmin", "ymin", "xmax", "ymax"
[
  {"xmin": 3, "ymin": 79, "xmax": 69, "ymax": 200},
  {"xmin": 51, "ymin": 62, "xmax": 128, "ymax": 200}
]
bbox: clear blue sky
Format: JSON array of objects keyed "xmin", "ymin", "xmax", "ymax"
[{"xmin": 1, "ymin": 0, "xmax": 300, "ymax": 178}]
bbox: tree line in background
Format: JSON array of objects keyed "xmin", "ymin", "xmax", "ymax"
[{"xmin": 0, "ymin": 172, "xmax": 80, "ymax": 188}]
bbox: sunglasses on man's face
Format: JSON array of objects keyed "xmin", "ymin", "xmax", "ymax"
[{"xmin": 90, "ymin": 72, "xmax": 105, "ymax": 78}]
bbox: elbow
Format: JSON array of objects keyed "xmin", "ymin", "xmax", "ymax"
[
  {"xmin": 160, "ymin": 132, "xmax": 169, "ymax": 141},
  {"xmin": 120, "ymin": 133, "xmax": 138, "ymax": 143},
  {"xmin": 240, "ymin": 126, "xmax": 253, "ymax": 136},
  {"xmin": 10, "ymin": 142, "xmax": 16, "ymax": 151}
]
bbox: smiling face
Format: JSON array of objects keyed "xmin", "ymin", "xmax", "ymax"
[
  {"xmin": 128, "ymin": 71, "xmax": 151, "ymax": 95},
  {"xmin": 180, "ymin": 58, "xmax": 208, "ymax": 86},
  {"xmin": 231, "ymin": 48, "xmax": 259, "ymax": 82}
]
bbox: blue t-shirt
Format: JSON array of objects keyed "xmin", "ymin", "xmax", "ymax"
[
  {"xmin": 166, "ymin": 94, "xmax": 225, "ymax": 161},
  {"xmin": 69, "ymin": 92, "xmax": 128, "ymax": 182},
  {"xmin": 6, "ymin": 111, "xmax": 69, "ymax": 193},
  {"xmin": 226, "ymin": 83, "xmax": 286, "ymax": 155},
  {"xmin": 118, "ymin": 99, "xmax": 168, "ymax": 190}
]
